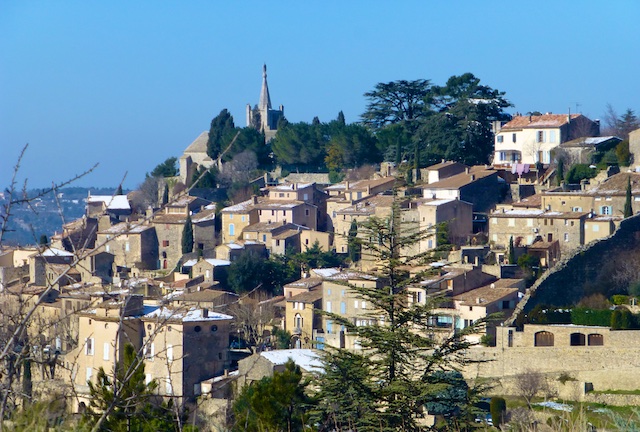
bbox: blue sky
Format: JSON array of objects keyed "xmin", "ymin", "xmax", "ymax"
[{"xmin": 2, "ymin": 1, "xmax": 639, "ymax": 189}]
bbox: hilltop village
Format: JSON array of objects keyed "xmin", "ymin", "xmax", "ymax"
[{"xmin": 3, "ymin": 67, "xmax": 640, "ymax": 430}]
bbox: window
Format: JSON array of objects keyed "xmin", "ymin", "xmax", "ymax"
[
  {"xmin": 534, "ymin": 331, "xmax": 554, "ymax": 346},
  {"xmin": 549, "ymin": 130, "xmax": 557, "ymax": 143},
  {"xmin": 361, "ymin": 301, "xmax": 366, "ymax": 309},
  {"xmin": 497, "ymin": 135, "xmax": 504, "ymax": 143},
  {"xmin": 354, "ymin": 300, "xmax": 359, "ymax": 309},
  {"xmin": 262, "ymin": 234, "xmax": 267, "ymax": 242},
  {"xmin": 194, "ymin": 325, "xmax": 202, "ymax": 333},
  {"xmin": 165, "ymin": 378, "xmax": 173, "ymax": 395},
  {"xmin": 105, "ymin": 244, "xmax": 110, "ymax": 253},
  {"xmin": 210, "ymin": 325, "xmax": 218, "ymax": 332},
  {"xmin": 564, "ymin": 233, "xmax": 569, "ymax": 242},
  {"xmin": 492, "ymin": 218, "xmax": 497, "ymax": 225},
  {"xmin": 279, "ymin": 192, "xmax": 284, "ymax": 197},
  {"xmin": 600, "ymin": 206, "xmax": 612, "ymax": 215},
  {"xmin": 144, "ymin": 343, "xmax": 155, "ymax": 360},
  {"xmin": 508, "ymin": 218, "xmax": 515, "ymax": 227},
  {"xmin": 305, "ymin": 209, "xmax": 309, "ymax": 216},
  {"xmin": 229, "ymin": 214, "xmax": 233, "ymax": 219},
  {"xmin": 327, "ymin": 320, "xmax": 333, "ymax": 334},
  {"xmin": 527, "ymin": 218, "xmax": 533, "ymax": 227},
  {"xmin": 162, "ymin": 240, "xmax": 170, "ymax": 247},
  {"xmin": 502, "ymin": 300, "xmax": 510, "ymax": 309},
  {"xmin": 536, "ymin": 131, "xmax": 545, "ymax": 143},
  {"xmin": 282, "ymin": 210, "xmax": 286, "ymax": 216},
  {"xmin": 326, "ymin": 301, "xmax": 332, "ymax": 313},
  {"xmin": 499, "ymin": 151, "xmax": 506, "ymax": 161},
  {"xmin": 86, "ymin": 367, "xmax": 93, "ymax": 383},
  {"xmin": 592, "ymin": 224, "xmax": 600, "ymax": 232},
  {"xmin": 167, "ymin": 344, "xmax": 173, "ymax": 362},
  {"xmin": 572, "ymin": 207, "xmax": 582, "ymax": 212},
  {"xmin": 85, "ymin": 338, "xmax": 94, "ymax": 356},
  {"xmin": 295, "ymin": 314, "xmax": 303, "ymax": 328},
  {"xmin": 125, "ymin": 242, "xmax": 130, "ymax": 252},
  {"xmin": 340, "ymin": 302, "xmax": 346, "ymax": 314},
  {"xmin": 271, "ymin": 210, "xmax": 275, "ymax": 216},
  {"xmin": 588, "ymin": 333, "xmax": 604, "ymax": 346},
  {"xmin": 229, "ymin": 223, "xmax": 235, "ymax": 236},
  {"xmin": 241, "ymin": 215, "xmax": 246, "ymax": 222},
  {"xmin": 512, "ymin": 133, "xmax": 517, "ymax": 143},
  {"xmin": 276, "ymin": 239, "xmax": 281, "ymax": 246},
  {"xmin": 103, "ymin": 342, "xmax": 110, "ymax": 361},
  {"xmin": 570, "ymin": 333, "xmax": 586, "ymax": 346},
  {"xmin": 145, "ymin": 373, "xmax": 152, "ymax": 385},
  {"xmin": 205, "ymin": 269, "xmax": 210, "ymax": 279},
  {"xmin": 303, "ymin": 193, "xmax": 309, "ymax": 200}
]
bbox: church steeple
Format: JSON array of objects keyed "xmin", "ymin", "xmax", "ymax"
[{"xmin": 259, "ymin": 63, "xmax": 272, "ymax": 111}]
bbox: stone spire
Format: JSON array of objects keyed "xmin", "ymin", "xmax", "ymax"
[{"xmin": 258, "ymin": 63, "xmax": 272, "ymax": 111}]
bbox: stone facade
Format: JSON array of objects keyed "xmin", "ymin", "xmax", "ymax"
[{"xmin": 97, "ymin": 222, "xmax": 158, "ymax": 271}]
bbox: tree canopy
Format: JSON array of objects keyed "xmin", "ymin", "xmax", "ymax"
[{"xmin": 149, "ymin": 157, "xmax": 178, "ymax": 178}]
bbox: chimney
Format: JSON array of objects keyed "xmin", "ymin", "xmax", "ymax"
[
  {"xmin": 470, "ymin": 175, "xmax": 476, "ymax": 181},
  {"xmin": 529, "ymin": 115, "xmax": 532, "ymax": 122},
  {"xmin": 476, "ymin": 297, "xmax": 481, "ymax": 304},
  {"xmin": 202, "ymin": 308, "xmax": 209, "ymax": 318},
  {"xmin": 465, "ymin": 167, "xmax": 470, "ymax": 174}
]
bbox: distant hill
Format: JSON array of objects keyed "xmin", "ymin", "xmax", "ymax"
[{"xmin": 0, "ymin": 187, "xmax": 125, "ymax": 246}]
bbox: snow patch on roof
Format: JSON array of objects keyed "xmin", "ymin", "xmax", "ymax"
[
  {"xmin": 88, "ymin": 195, "xmax": 130, "ymax": 210},
  {"xmin": 260, "ymin": 349, "xmax": 323, "ymax": 373},
  {"xmin": 144, "ymin": 306, "xmax": 232, "ymax": 322}
]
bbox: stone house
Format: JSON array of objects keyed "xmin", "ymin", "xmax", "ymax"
[
  {"xmin": 237, "ymin": 349, "xmax": 322, "ymax": 391},
  {"xmin": 152, "ymin": 196, "xmax": 214, "ymax": 270},
  {"xmin": 283, "ymin": 276, "xmax": 323, "ymax": 299},
  {"xmin": 285, "ymin": 288, "xmax": 323, "ymax": 349},
  {"xmin": 29, "ymin": 247, "xmax": 74, "ymax": 286},
  {"xmin": 424, "ymin": 160, "xmax": 467, "ymax": 184},
  {"xmin": 266, "ymin": 182, "xmax": 328, "ymax": 230},
  {"xmin": 220, "ymin": 199, "xmax": 259, "ymax": 244},
  {"xmin": 558, "ymin": 136, "xmax": 622, "ymax": 165},
  {"xmin": 324, "ymin": 177, "xmax": 397, "ymax": 232},
  {"xmin": 542, "ymin": 172, "xmax": 640, "ymax": 218},
  {"xmin": 214, "ymin": 241, "xmax": 267, "ymax": 262},
  {"xmin": 51, "ymin": 216, "xmax": 99, "ymax": 251},
  {"xmin": 334, "ymin": 195, "xmax": 400, "ymax": 254},
  {"xmin": 493, "ymin": 113, "xmax": 600, "ymax": 165},
  {"xmin": 410, "ymin": 198, "xmax": 473, "ymax": 253},
  {"xmin": 421, "ymin": 166, "xmax": 505, "ymax": 213},
  {"xmin": 86, "ymin": 194, "xmax": 132, "ymax": 221},
  {"xmin": 488, "ymin": 209, "xmax": 587, "ymax": 254},
  {"xmin": 584, "ymin": 216, "xmax": 620, "ymax": 243},
  {"xmin": 191, "ymin": 258, "xmax": 231, "ymax": 285},
  {"xmin": 96, "ymin": 222, "xmax": 158, "ymax": 272},
  {"xmin": 67, "ymin": 295, "xmax": 233, "ymax": 410}
]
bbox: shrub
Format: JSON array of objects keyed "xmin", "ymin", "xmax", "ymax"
[
  {"xmin": 572, "ymin": 308, "xmax": 612, "ymax": 326},
  {"xmin": 480, "ymin": 334, "xmax": 495, "ymax": 347},
  {"xmin": 612, "ymin": 295, "xmax": 630, "ymax": 305},
  {"xmin": 490, "ymin": 397, "xmax": 506, "ymax": 427},
  {"xmin": 558, "ymin": 372, "xmax": 576, "ymax": 385},
  {"xmin": 565, "ymin": 164, "xmax": 597, "ymax": 184}
]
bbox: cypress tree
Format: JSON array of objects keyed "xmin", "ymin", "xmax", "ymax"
[
  {"xmin": 182, "ymin": 214, "xmax": 194, "ymax": 254},
  {"xmin": 490, "ymin": 397, "xmax": 506, "ymax": 427},
  {"xmin": 508, "ymin": 236, "xmax": 516, "ymax": 264},
  {"xmin": 556, "ymin": 159, "xmax": 564, "ymax": 186},
  {"xmin": 337, "ymin": 110, "xmax": 346, "ymax": 125},
  {"xmin": 38, "ymin": 234, "xmax": 49, "ymax": 246},
  {"xmin": 624, "ymin": 176, "xmax": 633, "ymax": 218},
  {"xmin": 116, "ymin": 184, "xmax": 123, "ymax": 195},
  {"xmin": 347, "ymin": 219, "xmax": 361, "ymax": 263},
  {"xmin": 162, "ymin": 183, "xmax": 169, "ymax": 206}
]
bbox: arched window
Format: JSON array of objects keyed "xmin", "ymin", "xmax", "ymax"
[
  {"xmin": 295, "ymin": 313, "xmax": 303, "ymax": 329},
  {"xmin": 570, "ymin": 333, "xmax": 586, "ymax": 346},
  {"xmin": 588, "ymin": 333, "xmax": 604, "ymax": 346},
  {"xmin": 534, "ymin": 331, "xmax": 554, "ymax": 347}
]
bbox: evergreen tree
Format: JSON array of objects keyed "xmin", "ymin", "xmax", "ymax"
[
  {"xmin": 337, "ymin": 110, "xmax": 346, "ymax": 125},
  {"xmin": 162, "ymin": 183, "xmax": 169, "ymax": 206},
  {"xmin": 233, "ymin": 360, "xmax": 314, "ymax": 432},
  {"xmin": 624, "ymin": 176, "xmax": 633, "ymax": 218},
  {"xmin": 84, "ymin": 343, "xmax": 178, "ymax": 431},
  {"xmin": 315, "ymin": 198, "xmax": 483, "ymax": 431},
  {"xmin": 556, "ymin": 159, "xmax": 564, "ymax": 186},
  {"xmin": 508, "ymin": 236, "xmax": 516, "ymax": 264},
  {"xmin": 206, "ymin": 109, "xmax": 236, "ymax": 159},
  {"xmin": 116, "ymin": 184, "xmax": 123, "ymax": 195},
  {"xmin": 149, "ymin": 157, "xmax": 178, "ymax": 178},
  {"xmin": 347, "ymin": 219, "xmax": 361, "ymax": 263},
  {"xmin": 38, "ymin": 234, "xmax": 49, "ymax": 246},
  {"xmin": 181, "ymin": 214, "xmax": 194, "ymax": 254}
]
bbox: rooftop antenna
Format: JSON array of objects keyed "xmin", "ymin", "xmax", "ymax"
[{"xmin": 576, "ymin": 102, "xmax": 581, "ymax": 114}]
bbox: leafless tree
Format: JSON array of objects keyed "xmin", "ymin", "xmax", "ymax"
[
  {"xmin": 217, "ymin": 150, "xmax": 259, "ymax": 188},
  {"xmin": 514, "ymin": 369, "xmax": 550, "ymax": 409}
]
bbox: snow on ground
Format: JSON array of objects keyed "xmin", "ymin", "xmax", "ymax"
[{"xmin": 535, "ymin": 401, "xmax": 573, "ymax": 412}]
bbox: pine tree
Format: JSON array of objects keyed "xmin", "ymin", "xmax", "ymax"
[
  {"xmin": 182, "ymin": 214, "xmax": 194, "ymax": 254},
  {"xmin": 38, "ymin": 234, "xmax": 49, "ymax": 246},
  {"xmin": 233, "ymin": 360, "xmax": 313, "ymax": 432},
  {"xmin": 337, "ymin": 110, "xmax": 346, "ymax": 125},
  {"xmin": 116, "ymin": 184, "xmax": 123, "ymax": 195},
  {"xmin": 316, "ymin": 198, "xmax": 483, "ymax": 431},
  {"xmin": 84, "ymin": 343, "xmax": 177, "ymax": 431},
  {"xmin": 624, "ymin": 176, "xmax": 633, "ymax": 218}
]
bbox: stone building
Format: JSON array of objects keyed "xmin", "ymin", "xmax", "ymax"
[
  {"xmin": 285, "ymin": 288, "xmax": 323, "ymax": 349},
  {"xmin": 488, "ymin": 208, "xmax": 588, "ymax": 254},
  {"xmin": 96, "ymin": 222, "xmax": 159, "ymax": 272},
  {"xmin": 493, "ymin": 113, "xmax": 600, "ymax": 165},
  {"xmin": 246, "ymin": 64, "xmax": 284, "ymax": 142},
  {"xmin": 237, "ymin": 349, "xmax": 322, "ymax": 392},
  {"xmin": 421, "ymin": 166, "xmax": 505, "ymax": 213}
]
